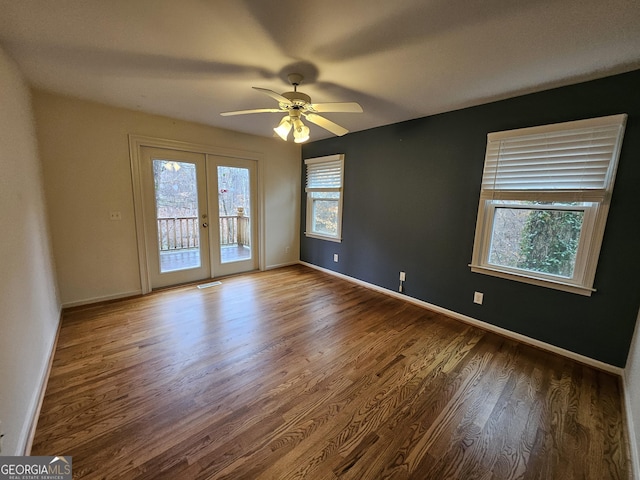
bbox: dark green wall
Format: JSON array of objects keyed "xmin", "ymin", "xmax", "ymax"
[{"xmin": 301, "ymin": 69, "xmax": 640, "ymax": 367}]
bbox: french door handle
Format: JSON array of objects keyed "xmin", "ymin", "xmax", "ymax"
[{"xmin": 202, "ymin": 222, "xmax": 208, "ymax": 228}]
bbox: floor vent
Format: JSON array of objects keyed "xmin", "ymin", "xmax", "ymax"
[{"xmin": 197, "ymin": 281, "xmax": 222, "ymax": 289}]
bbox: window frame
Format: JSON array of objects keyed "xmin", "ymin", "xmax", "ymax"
[
  {"xmin": 470, "ymin": 114, "xmax": 627, "ymax": 296},
  {"xmin": 304, "ymin": 154, "xmax": 345, "ymax": 242}
]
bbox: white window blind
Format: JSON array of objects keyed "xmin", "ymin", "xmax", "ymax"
[
  {"xmin": 482, "ymin": 114, "xmax": 627, "ymax": 192},
  {"xmin": 305, "ymin": 157, "xmax": 343, "ymax": 191}
]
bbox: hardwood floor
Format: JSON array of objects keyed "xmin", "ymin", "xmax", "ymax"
[{"xmin": 32, "ymin": 265, "xmax": 631, "ymax": 479}]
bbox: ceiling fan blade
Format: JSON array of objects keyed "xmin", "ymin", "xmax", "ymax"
[
  {"xmin": 304, "ymin": 113, "xmax": 349, "ymax": 136},
  {"xmin": 252, "ymin": 87, "xmax": 292, "ymax": 105},
  {"xmin": 220, "ymin": 108, "xmax": 283, "ymax": 116},
  {"xmin": 309, "ymin": 102, "xmax": 363, "ymax": 113}
]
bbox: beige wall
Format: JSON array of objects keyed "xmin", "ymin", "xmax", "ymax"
[
  {"xmin": 32, "ymin": 91, "xmax": 301, "ymax": 306},
  {"xmin": 0, "ymin": 48, "xmax": 60, "ymax": 454},
  {"xmin": 625, "ymin": 309, "xmax": 640, "ymax": 478}
]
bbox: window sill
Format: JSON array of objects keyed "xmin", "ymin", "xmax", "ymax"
[
  {"xmin": 469, "ymin": 264, "xmax": 595, "ymax": 297},
  {"xmin": 304, "ymin": 232, "xmax": 342, "ymax": 243}
]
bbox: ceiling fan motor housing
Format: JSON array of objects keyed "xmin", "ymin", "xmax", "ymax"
[{"xmin": 282, "ymin": 91, "xmax": 311, "ymax": 109}]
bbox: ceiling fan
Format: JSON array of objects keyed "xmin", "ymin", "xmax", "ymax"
[{"xmin": 220, "ymin": 73, "xmax": 363, "ymax": 143}]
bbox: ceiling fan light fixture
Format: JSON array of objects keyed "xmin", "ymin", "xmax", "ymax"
[
  {"xmin": 274, "ymin": 116, "xmax": 292, "ymax": 140},
  {"xmin": 294, "ymin": 123, "xmax": 310, "ymax": 143}
]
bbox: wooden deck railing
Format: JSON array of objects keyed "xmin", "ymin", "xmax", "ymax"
[
  {"xmin": 157, "ymin": 216, "xmax": 199, "ymax": 251},
  {"xmin": 158, "ymin": 210, "xmax": 249, "ymax": 251},
  {"xmin": 219, "ymin": 215, "xmax": 250, "ymax": 247}
]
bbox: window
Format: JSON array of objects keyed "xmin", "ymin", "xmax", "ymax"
[
  {"xmin": 470, "ymin": 114, "xmax": 627, "ymax": 295},
  {"xmin": 305, "ymin": 154, "xmax": 344, "ymax": 242}
]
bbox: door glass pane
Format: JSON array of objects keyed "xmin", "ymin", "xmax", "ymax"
[
  {"xmin": 153, "ymin": 160, "xmax": 201, "ymax": 272},
  {"xmin": 217, "ymin": 166, "xmax": 251, "ymax": 264}
]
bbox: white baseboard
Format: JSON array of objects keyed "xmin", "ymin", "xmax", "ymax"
[
  {"xmin": 622, "ymin": 371, "xmax": 640, "ymax": 480},
  {"xmin": 266, "ymin": 261, "xmax": 300, "ymax": 271},
  {"xmin": 299, "ymin": 261, "xmax": 623, "ymax": 376},
  {"xmin": 62, "ymin": 289, "xmax": 143, "ymax": 309},
  {"xmin": 20, "ymin": 307, "xmax": 62, "ymax": 455}
]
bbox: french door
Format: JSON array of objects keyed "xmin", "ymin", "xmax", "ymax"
[
  {"xmin": 208, "ymin": 156, "xmax": 258, "ymax": 277},
  {"xmin": 141, "ymin": 147, "xmax": 210, "ymax": 288},
  {"xmin": 141, "ymin": 147, "xmax": 258, "ymax": 289}
]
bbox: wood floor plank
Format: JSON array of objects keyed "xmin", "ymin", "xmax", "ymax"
[{"xmin": 31, "ymin": 265, "xmax": 631, "ymax": 479}]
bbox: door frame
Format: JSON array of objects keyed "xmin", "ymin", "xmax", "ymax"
[{"xmin": 129, "ymin": 134, "xmax": 265, "ymax": 294}]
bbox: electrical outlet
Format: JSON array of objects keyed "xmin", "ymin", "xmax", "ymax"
[
  {"xmin": 109, "ymin": 211, "xmax": 122, "ymax": 221},
  {"xmin": 399, "ymin": 271, "xmax": 406, "ymax": 281},
  {"xmin": 333, "ymin": 254, "xmax": 339, "ymax": 262},
  {"xmin": 285, "ymin": 246, "xmax": 290, "ymax": 254},
  {"xmin": 473, "ymin": 291, "xmax": 484, "ymax": 305}
]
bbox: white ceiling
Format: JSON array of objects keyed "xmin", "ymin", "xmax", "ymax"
[{"xmin": 1, "ymin": 0, "xmax": 639, "ymax": 141}]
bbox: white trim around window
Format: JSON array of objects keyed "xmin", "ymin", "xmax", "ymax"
[{"xmin": 470, "ymin": 114, "xmax": 627, "ymax": 296}]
